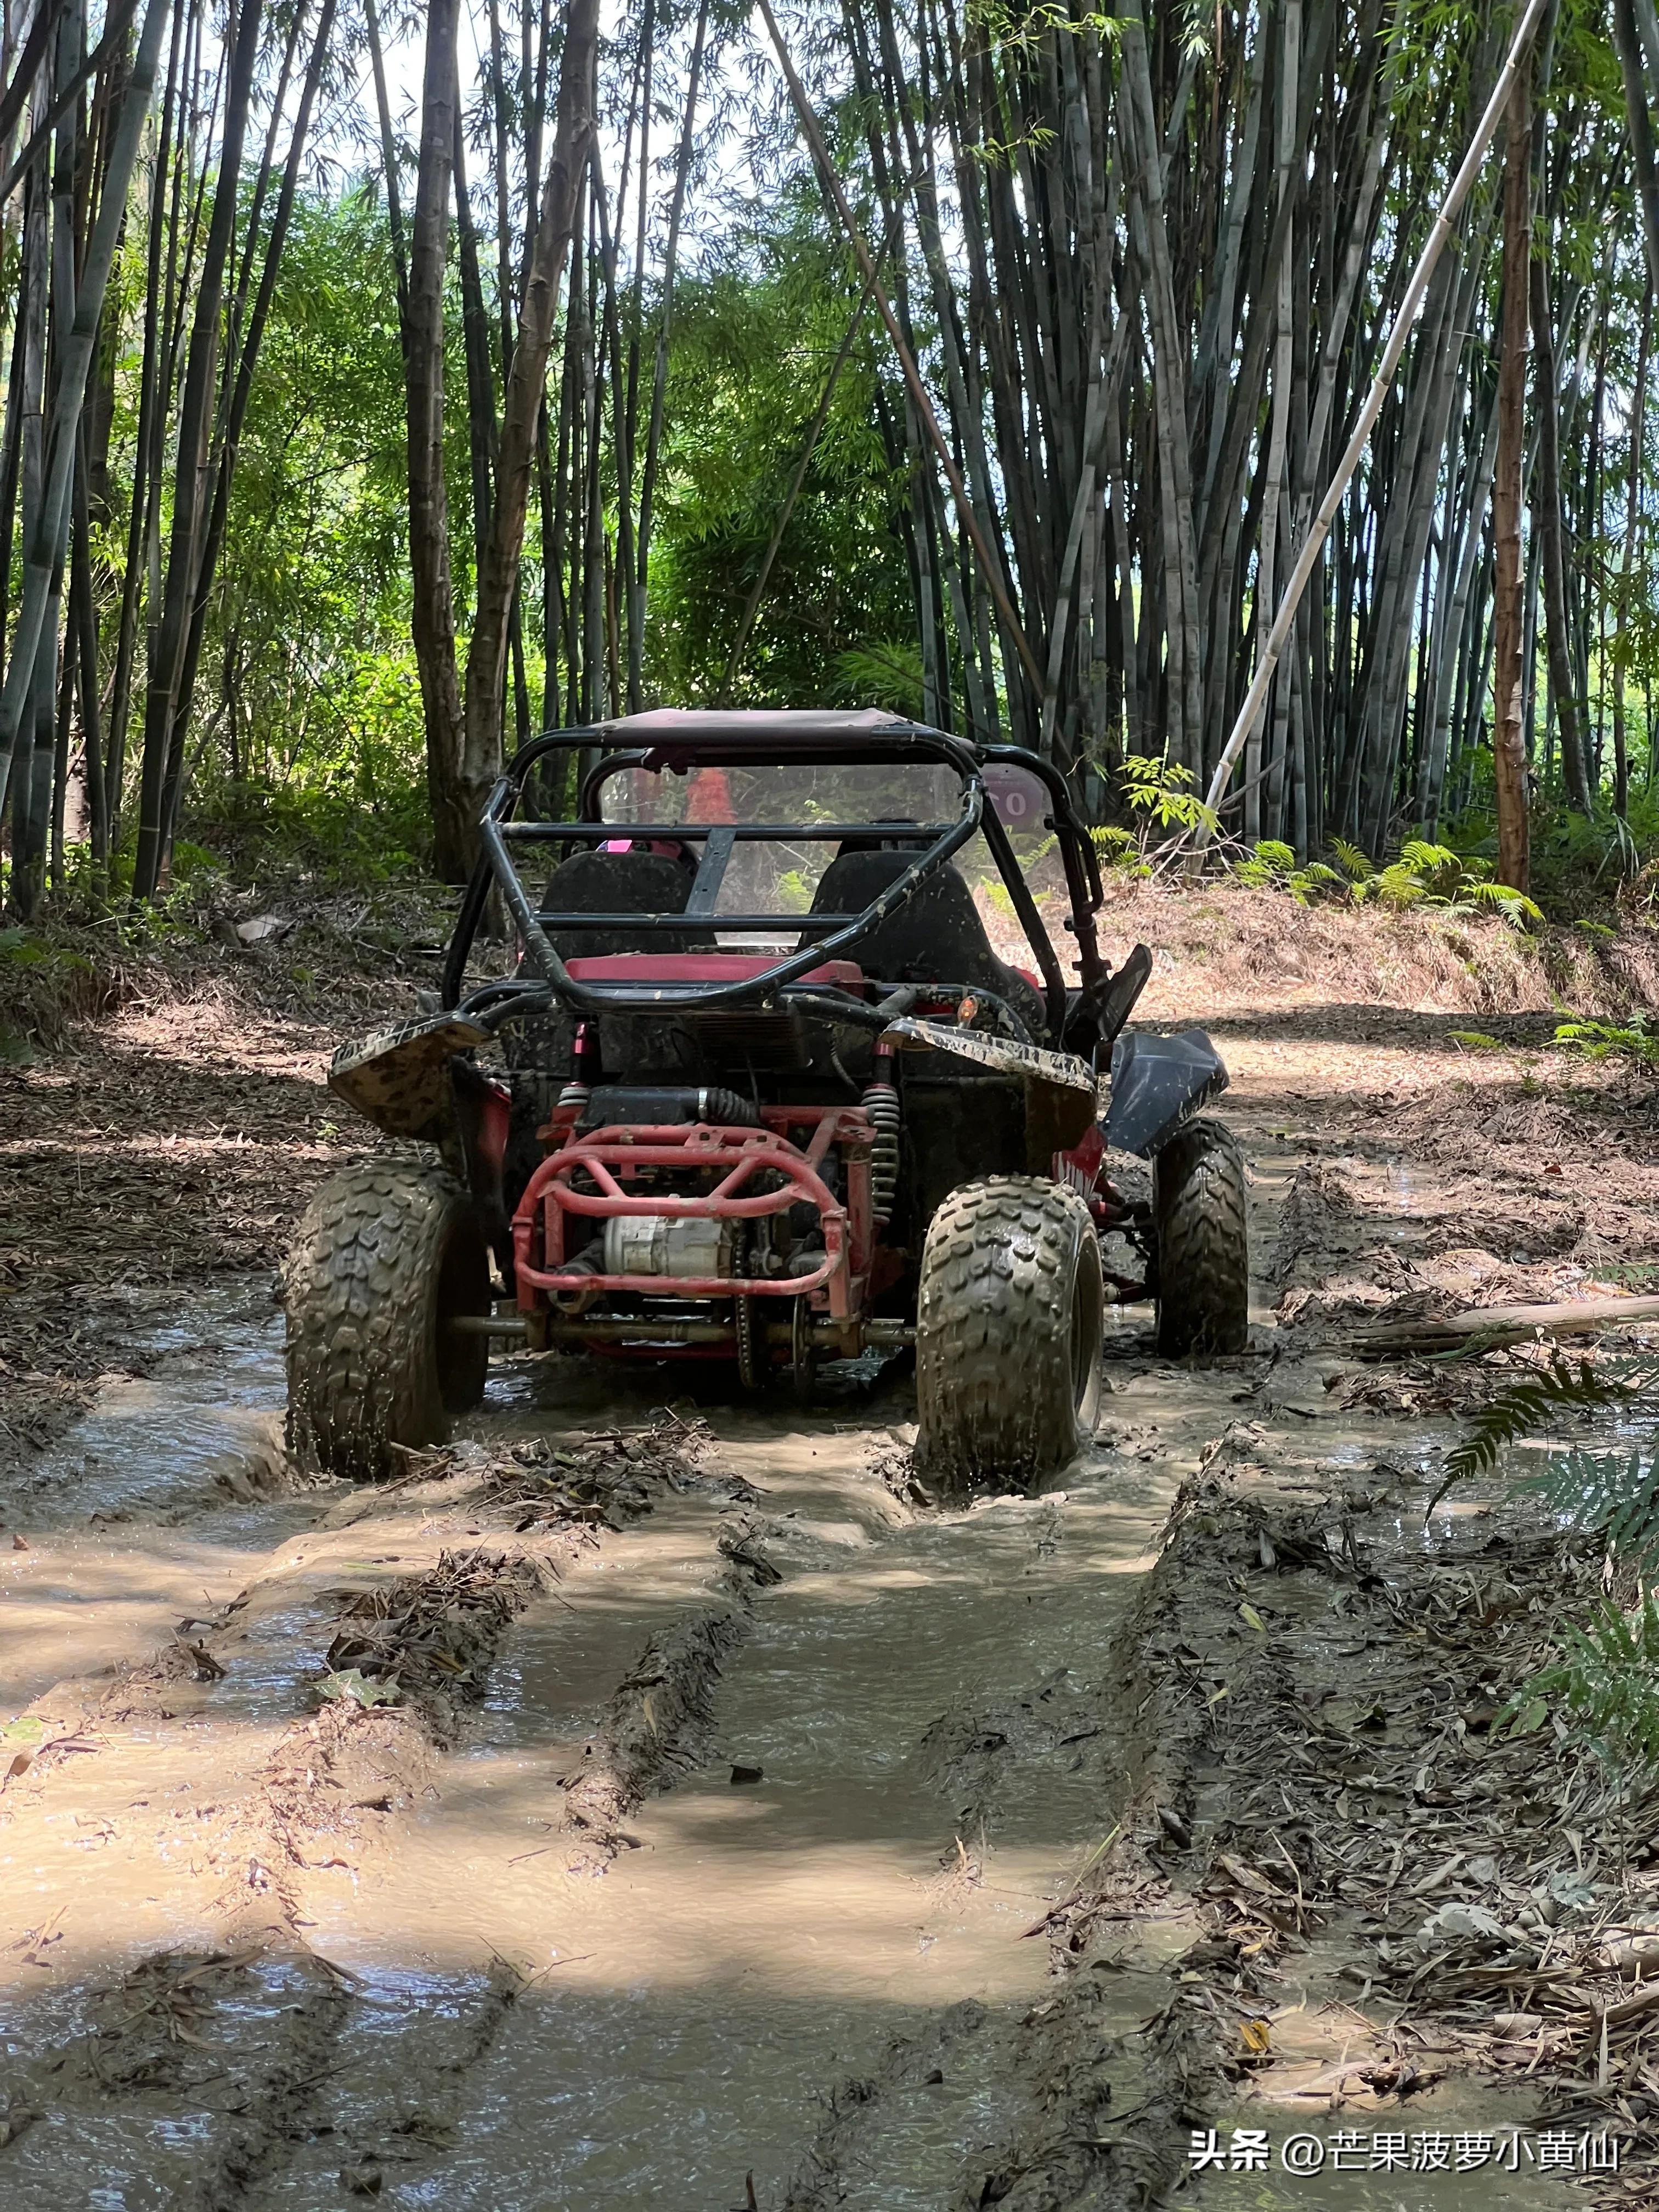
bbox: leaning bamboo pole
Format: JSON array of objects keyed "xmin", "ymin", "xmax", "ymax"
[{"xmin": 1195, "ymin": 0, "xmax": 1551, "ymax": 844}]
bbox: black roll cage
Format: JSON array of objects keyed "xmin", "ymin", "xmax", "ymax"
[{"xmin": 442, "ymin": 720, "xmax": 1107, "ymax": 1048}]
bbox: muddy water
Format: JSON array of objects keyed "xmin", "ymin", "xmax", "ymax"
[
  {"xmin": 0, "ymin": 1308, "xmax": 1227, "ymax": 2210},
  {"xmin": 0, "ymin": 1292, "xmax": 310, "ymax": 1714},
  {"xmin": 0, "ymin": 1096, "xmax": 1589, "ymax": 2211},
  {"xmin": 262, "ymin": 1379, "xmax": 1186, "ymax": 2209}
]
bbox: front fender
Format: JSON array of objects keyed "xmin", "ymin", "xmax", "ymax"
[{"xmin": 1103, "ymin": 1029, "xmax": 1229, "ymax": 1158}]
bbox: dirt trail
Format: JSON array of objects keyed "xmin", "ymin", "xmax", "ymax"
[{"xmin": 3, "ymin": 916, "xmax": 1658, "ymax": 2207}]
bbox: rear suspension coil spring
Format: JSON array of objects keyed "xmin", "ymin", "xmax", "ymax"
[
  {"xmin": 558, "ymin": 1021, "xmax": 599, "ymax": 1116},
  {"xmin": 863, "ymin": 1081, "xmax": 901, "ymax": 1224}
]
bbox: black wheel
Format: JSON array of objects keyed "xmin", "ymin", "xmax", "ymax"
[
  {"xmin": 285, "ymin": 1161, "xmax": 491, "ymax": 1480},
  {"xmin": 914, "ymin": 1177, "xmax": 1104, "ymax": 1484},
  {"xmin": 1153, "ymin": 1116, "xmax": 1250, "ymax": 1356}
]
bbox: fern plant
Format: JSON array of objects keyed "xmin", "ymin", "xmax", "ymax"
[
  {"xmin": 1090, "ymin": 822, "xmax": 1146, "ymax": 875},
  {"xmin": 1350, "ymin": 839, "xmax": 1542, "ymax": 924},
  {"xmin": 1231, "ymin": 839, "xmax": 1349, "ymax": 903},
  {"xmin": 1510, "ymin": 1591, "xmax": 1659, "ymax": 1776},
  {"xmin": 1224, "ymin": 833, "xmax": 1540, "ymax": 921},
  {"xmin": 1222, "ymin": 833, "xmax": 1538, "ymax": 921},
  {"xmin": 1515, "ymin": 1449, "xmax": 1659, "ymax": 1566},
  {"xmin": 1434, "ymin": 1355, "xmax": 1652, "ymax": 1499},
  {"xmin": 1553, "ymin": 1013, "xmax": 1659, "ymax": 1064},
  {"xmin": 1443, "ymin": 1355, "xmax": 1659, "ymax": 1784}
]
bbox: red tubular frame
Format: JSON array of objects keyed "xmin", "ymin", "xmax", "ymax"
[{"xmin": 512, "ymin": 1107, "xmax": 873, "ymax": 1322}]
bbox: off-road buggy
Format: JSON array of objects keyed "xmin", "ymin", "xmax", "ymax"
[{"xmin": 285, "ymin": 710, "xmax": 1248, "ymax": 1483}]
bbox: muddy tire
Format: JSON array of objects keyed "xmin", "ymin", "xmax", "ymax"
[
  {"xmin": 914, "ymin": 1177, "xmax": 1104, "ymax": 1485},
  {"xmin": 1153, "ymin": 1116, "xmax": 1250, "ymax": 1356},
  {"xmin": 285, "ymin": 1161, "xmax": 490, "ymax": 1480}
]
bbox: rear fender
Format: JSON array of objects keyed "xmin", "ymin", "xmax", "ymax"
[
  {"xmin": 328, "ymin": 1013, "xmax": 511, "ymax": 1260},
  {"xmin": 328, "ymin": 1013, "xmax": 491, "ymax": 1141}
]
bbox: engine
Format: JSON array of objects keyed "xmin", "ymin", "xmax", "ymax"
[{"xmin": 599, "ymin": 1214, "xmax": 735, "ymax": 1279}]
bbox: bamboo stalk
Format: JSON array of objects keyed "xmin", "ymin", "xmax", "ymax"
[
  {"xmin": 755, "ymin": 0, "xmax": 1042, "ymax": 697},
  {"xmin": 1197, "ymin": 0, "xmax": 1551, "ymax": 838},
  {"xmin": 1354, "ymin": 1295, "xmax": 1659, "ymax": 1358},
  {"xmin": 0, "ymin": 0, "xmax": 169, "ymax": 827}
]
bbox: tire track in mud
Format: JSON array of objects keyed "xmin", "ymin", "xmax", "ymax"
[
  {"xmin": 0, "ymin": 1411, "xmax": 781, "ymax": 2205},
  {"xmin": 1, "ymin": 1945, "xmax": 357, "ymax": 2212},
  {"xmin": 562, "ymin": 1521, "xmax": 778, "ymax": 1861},
  {"xmin": 759, "ymin": 1475, "xmax": 1242, "ymax": 2212},
  {"xmin": 390, "ymin": 1383, "xmax": 1241, "ymax": 2212},
  {"xmin": 12, "ymin": 1015, "xmax": 1606, "ymax": 2208}
]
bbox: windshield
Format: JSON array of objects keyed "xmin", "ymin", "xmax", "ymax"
[
  {"xmin": 567, "ymin": 751, "xmax": 1067, "ymax": 977},
  {"xmin": 588, "ymin": 761, "xmax": 959, "ymax": 938}
]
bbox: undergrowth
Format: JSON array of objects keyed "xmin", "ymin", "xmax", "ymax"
[
  {"xmin": 1553, "ymin": 1012, "xmax": 1659, "ymax": 1064},
  {"xmin": 183, "ymin": 775, "xmax": 431, "ymax": 887},
  {"xmin": 1230, "ymin": 834, "xmax": 1543, "ymax": 924},
  {"xmin": 1440, "ymin": 1353, "xmax": 1659, "ymax": 1793},
  {"xmin": 0, "ymin": 923, "xmax": 126, "ymax": 1053}
]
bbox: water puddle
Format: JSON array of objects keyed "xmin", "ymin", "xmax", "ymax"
[
  {"xmin": 0, "ymin": 1292, "xmax": 309, "ymax": 1715},
  {"xmin": 278, "ymin": 1403, "xmax": 1183, "ymax": 2208},
  {"xmin": 6, "ymin": 1285, "xmax": 289, "ymax": 1522}
]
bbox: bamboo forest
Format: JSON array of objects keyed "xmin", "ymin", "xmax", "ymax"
[
  {"xmin": 12, "ymin": 4, "xmax": 1659, "ymax": 2208},
  {"xmin": 0, "ymin": 0, "xmax": 1655, "ymax": 898}
]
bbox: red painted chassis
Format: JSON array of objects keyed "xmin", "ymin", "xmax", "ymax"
[
  {"xmin": 505, "ymin": 1093, "xmax": 1125, "ymax": 1361},
  {"xmin": 515, "ymin": 1106, "xmax": 871, "ymax": 1317}
]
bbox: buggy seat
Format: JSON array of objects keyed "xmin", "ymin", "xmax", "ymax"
[
  {"xmin": 808, "ymin": 849, "xmax": 1045, "ymax": 1036},
  {"xmin": 539, "ymin": 847, "xmax": 695, "ymax": 957}
]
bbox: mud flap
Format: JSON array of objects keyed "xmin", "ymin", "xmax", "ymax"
[
  {"xmin": 1103, "ymin": 1029, "xmax": 1229, "ymax": 1158},
  {"xmin": 883, "ymin": 1016, "xmax": 1099, "ymax": 1169}
]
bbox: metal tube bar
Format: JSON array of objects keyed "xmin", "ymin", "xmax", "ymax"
[
  {"xmin": 500, "ymin": 820, "xmax": 956, "ymax": 842},
  {"xmin": 528, "ymin": 911, "xmax": 861, "ymax": 930}
]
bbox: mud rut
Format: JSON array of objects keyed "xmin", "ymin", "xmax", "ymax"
[{"xmin": 0, "ymin": 1020, "xmax": 1634, "ymax": 2211}]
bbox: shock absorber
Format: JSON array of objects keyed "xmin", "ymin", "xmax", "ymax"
[
  {"xmin": 862, "ymin": 1039, "xmax": 900, "ymax": 1226},
  {"xmin": 556, "ymin": 1020, "xmax": 599, "ymax": 1114}
]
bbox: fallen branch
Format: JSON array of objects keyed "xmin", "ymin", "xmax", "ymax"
[{"xmin": 1353, "ymin": 1295, "xmax": 1659, "ymax": 1358}]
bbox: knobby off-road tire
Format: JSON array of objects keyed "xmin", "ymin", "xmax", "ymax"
[
  {"xmin": 1153, "ymin": 1116, "xmax": 1250, "ymax": 1357},
  {"xmin": 285, "ymin": 1161, "xmax": 490, "ymax": 1481},
  {"xmin": 915, "ymin": 1177, "xmax": 1105, "ymax": 1485}
]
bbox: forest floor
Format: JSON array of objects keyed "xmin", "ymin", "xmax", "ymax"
[{"xmin": 2, "ymin": 879, "xmax": 1659, "ymax": 2210}]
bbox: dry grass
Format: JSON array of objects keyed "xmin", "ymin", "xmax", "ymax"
[
  {"xmin": 1126, "ymin": 1438, "xmax": 1659, "ymax": 2190},
  {"xmin": 1015, "ymin": 877, "xmax": 1659, "ymax": 1018}
]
